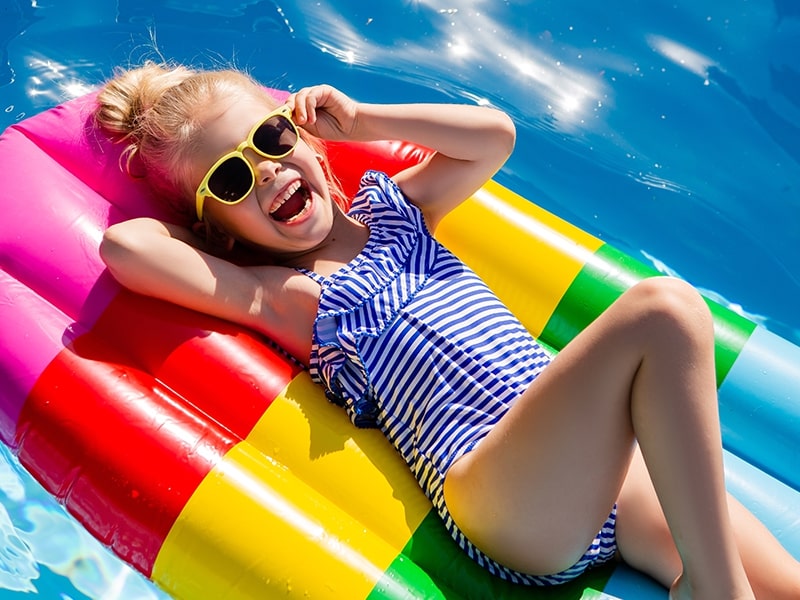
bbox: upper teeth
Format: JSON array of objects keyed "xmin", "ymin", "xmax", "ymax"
[{"xmin": 270, "ymin": 181, "xmax": 302, "ymax": 213}]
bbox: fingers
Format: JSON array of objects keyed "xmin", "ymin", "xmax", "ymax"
[
  {"xmin": 288, "ymin": 84, "xmax": 332, "ymax": 126},
  {"xmin": 286, "ymin": 85, "xmax": 357, "ymax": 140}
]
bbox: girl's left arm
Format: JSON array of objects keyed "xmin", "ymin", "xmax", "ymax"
[{"xmin": 289, "ymin": 85, "xmax": 516, "ymax": 231}]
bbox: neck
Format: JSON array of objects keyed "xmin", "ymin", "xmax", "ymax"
[{"xmin": 275, "ymin": 207, "xmax": 369, "ymax": 274}]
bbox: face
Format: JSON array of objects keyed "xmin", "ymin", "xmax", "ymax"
[{"xmin": 192, "ymin": 94, "xmax": 336, "ymax": 258}]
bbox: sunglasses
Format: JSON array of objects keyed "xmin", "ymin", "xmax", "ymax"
[{"xmin": 194, "ymin": 105, "xmax": 299, "ymax": 221}]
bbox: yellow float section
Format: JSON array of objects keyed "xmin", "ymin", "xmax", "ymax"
[
  {"xmin": 151, "ymin": 179, "xmax": 607, "ymax": 599},
  {"xmin": 249, "ymin": 375, "xmax": 432, "ymax": 550},
  {"xmin": 151, "ymin": 373, "xmax": 439, "ymax": 599},
  {"xmin": 437, "ymin": 179, "xmax": 603, "ymax": 338}
]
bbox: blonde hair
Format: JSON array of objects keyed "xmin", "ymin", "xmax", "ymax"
[{"xmin": 94, "ymin": 61, "xmax": 347, "ymax": 219}]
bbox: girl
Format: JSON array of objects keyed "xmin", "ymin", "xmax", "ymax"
[{"xmin": 95, "ymin": 62, "xmax": 799, "ymax": 599}]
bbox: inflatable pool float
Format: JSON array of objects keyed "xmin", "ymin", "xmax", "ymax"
[{"xmin": 0, "ymin": 92, "xmax": 798, "ymax": 600}]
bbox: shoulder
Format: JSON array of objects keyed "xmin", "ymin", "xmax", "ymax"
[
  {"xmin": 244, "ymin": 265, "xmax": 320, "ymax": 365},
  {"xmin": 350, "ymin": 170, "xmax": 428, "ymax": 233}
]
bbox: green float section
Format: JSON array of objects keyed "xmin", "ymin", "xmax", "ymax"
[
  {"xmin": 540, "ymin": 243, "xmax": 756, "ymax": 385},
  {"xmin": 370, "ymin": 511, "xmax": 618, "ymax": 600}
]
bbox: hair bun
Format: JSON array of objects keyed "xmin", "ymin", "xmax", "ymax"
[{"xmin": 95, "ymin": 61, "xmax": 192, "ymax": 139}]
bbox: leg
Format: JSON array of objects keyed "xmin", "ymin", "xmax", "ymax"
[
  {"xmin": 442, "ymin": 277, "xmax": 753, "ymax": 598},
  {"xmin": 617, "ymin": 447, "xmax": 800, "ymax": 599}
]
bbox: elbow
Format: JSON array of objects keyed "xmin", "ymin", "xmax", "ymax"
[
  {"xmin": 481, "ymin": 108, "xmax": 517, "ymax": 168},
  {"xmin": 494, "ymin": 109, "xmax": 517, "ymax": 161},
  {"xmin": 99, "ymin": 218, "xmax": 155, "ymax": 286},
  {"xmin": 99, "ymin": 221, "xmax": 137, "ymax": 275},
  {"xmin": 99, "ymin": 222, "xmax": 127, "ymax": 275}
]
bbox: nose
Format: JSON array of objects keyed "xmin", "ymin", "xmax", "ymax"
[{"xmin": 252, "ymin": 154, "xmax": 282, "ymax": 186}]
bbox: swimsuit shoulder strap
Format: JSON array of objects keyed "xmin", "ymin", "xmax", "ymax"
[{"xmin": 294, "ymin": 266, "xmax": 326, "ymax": 285}]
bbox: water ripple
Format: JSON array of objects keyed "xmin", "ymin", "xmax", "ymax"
[{"xmin": 0, "ymin": 446, "xmax": 169, "ymax": 598}]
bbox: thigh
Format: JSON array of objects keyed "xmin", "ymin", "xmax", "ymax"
[{"xmin": 443, "ymin": 287, "xmax": 653, "ymax": 576}]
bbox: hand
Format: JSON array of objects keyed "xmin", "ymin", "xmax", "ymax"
[{"xmin": 287, "ymin": 84, "xmax": 358, "ymax": 141}]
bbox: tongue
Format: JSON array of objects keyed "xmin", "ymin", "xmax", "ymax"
[{"xmin": 271, "ymin": 189, "xmax": 308, "ymax": 222}]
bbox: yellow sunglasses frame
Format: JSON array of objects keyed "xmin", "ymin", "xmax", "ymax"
[{"xmin": 194, "ymin": 105, "xmax": 299, "ymax": 221}]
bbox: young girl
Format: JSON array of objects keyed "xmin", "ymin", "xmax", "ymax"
[{"xmin": 95, "ymin": 62, "xmax": 799, "ymax": 599}]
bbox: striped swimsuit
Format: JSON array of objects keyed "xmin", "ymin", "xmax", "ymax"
[{"xmin": 300, "ymin": 171, "xmax": 617, "ymax": 585}]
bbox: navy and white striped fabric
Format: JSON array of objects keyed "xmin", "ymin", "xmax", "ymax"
[{"xmin": 303, "ymin": 171, "xmax": 617, "ymax": 585}]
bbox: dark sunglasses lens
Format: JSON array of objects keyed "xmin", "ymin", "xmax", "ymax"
[
  {"xmin": 208, "ymin": 156, "xmax": 253, "ymax": 202},
  {"xmin": 252, "ymin": 115, "xmax": 297, "ymax": 157}
]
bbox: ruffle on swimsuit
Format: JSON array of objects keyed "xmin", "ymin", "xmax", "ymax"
[{"xmin": 308, "ymin": 170, "xmax": 438, "ymax": 428}]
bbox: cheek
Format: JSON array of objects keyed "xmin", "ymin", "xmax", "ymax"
[
  {"xmin": 305, "ymin": 159, "xmax": 332, "ymax": 201},
  {"xmin": 204, "ymin": 199, "xmax": 253, "ymax": 232},
  {"xmin": 293, "ymin": 141, "xmax": 327, "ymax": 184}
]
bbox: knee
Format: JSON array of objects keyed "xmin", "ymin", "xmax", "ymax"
[{"xmin": 622, "ymin": 277, "xmax": 713, "ymax": 340}]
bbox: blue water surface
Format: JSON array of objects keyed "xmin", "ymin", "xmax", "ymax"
[{"xmin": 1, "ymin": 0, "xmax": 798, "ymax": 597}]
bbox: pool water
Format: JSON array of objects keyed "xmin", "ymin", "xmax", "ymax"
[{"xmin": 1, "ymin": 0, "xmax": 798, "ymax": 597}]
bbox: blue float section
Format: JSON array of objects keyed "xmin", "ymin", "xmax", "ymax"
[
  {"xmin": 603, "ymin": 322, "xmax": 800, "ymax": 600},
  {"xmin": 718, "ymin": 325, "xmax": 800, "ymax": 492},
  {"xmin": 601, "ymin": 448, "xmax": 800, "ymax": 600},
  {"xmin": 724, "ymin": 449, "xmax": 800, "ymax": 557},
  {"xmin": 604, "ymin": 566, "xmax": 665, "ymax": 600}
]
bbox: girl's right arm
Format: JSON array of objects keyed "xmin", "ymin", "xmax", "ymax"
[
  {"xmin": 289, "ymin": 85, "xmax": 516, "ymax": 232},
  {"xmin": 99, "ymin": 218, "xmax": 316, "ymax": 361}
]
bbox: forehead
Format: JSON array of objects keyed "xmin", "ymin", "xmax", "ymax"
[
  {"xmin": 203, "ymin": 94, "xmax": 276, "ymax": 142},
  {"xmin": 193, "ymin": 94, "xmax": 277, "ymax": 170}
]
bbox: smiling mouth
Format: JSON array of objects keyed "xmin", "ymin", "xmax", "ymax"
[{"xmin": 269, "ymin": 181, "xmax": 312, "ymax": 222}]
